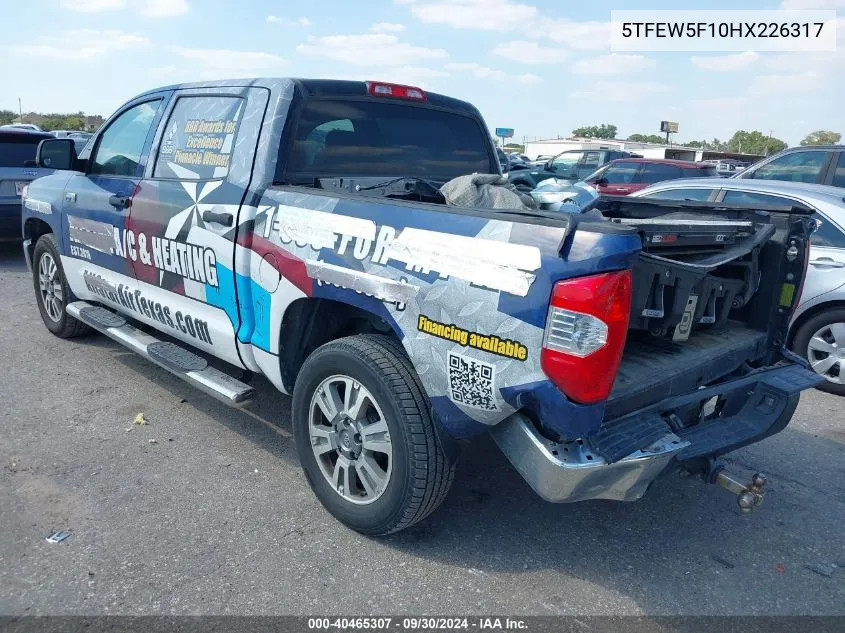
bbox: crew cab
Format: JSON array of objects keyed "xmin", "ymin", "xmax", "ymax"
[{"xmin": 22, "ymin": 78, "xmax": 821, "ymax": 534}]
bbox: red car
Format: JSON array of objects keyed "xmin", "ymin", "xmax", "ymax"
[{"xmin": 586, "ymin": 158, "xmax": 718, "ymax": 195}]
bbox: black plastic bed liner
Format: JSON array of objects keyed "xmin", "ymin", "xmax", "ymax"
[{"xmin": 605, "ymin": 323, "xmax": 768, "ymax": 419}]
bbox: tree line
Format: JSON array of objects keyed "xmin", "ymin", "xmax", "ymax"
[
  {"xmin": 0, "ymin": 109, "xmax": 103, "ymax": 132},
  {"xmin": 570, "ymin": 122, "xmax": 841, "ymax": 155}
]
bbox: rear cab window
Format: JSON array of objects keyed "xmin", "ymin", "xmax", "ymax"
[
  {"xmin": 0, "ymin": 132, "xmax": 49, "ymax": 167},
  {"xmin": 281, "ymin": 98, "xmax": 494, "ymax": 182}
]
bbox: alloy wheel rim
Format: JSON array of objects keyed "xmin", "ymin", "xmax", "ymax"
[
  {"xmin": 38, "ymin": 253, "xmax": 63, "ymax": 323},
  {"xmin": 806, "ymin": 322, "xmax": 845, "ymax": 385},
  {"xmin": 309, "ymin": 374, "xmax": 393, "ymax": 505}
]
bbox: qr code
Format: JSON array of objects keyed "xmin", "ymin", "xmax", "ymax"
[{"xmin": 447, "ymin": 352, "xmax": 498, "ymax": 411}]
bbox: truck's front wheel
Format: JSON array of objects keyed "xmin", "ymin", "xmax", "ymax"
[
  {"xmin": 292, "ymin": 335, "xmax": 454, "ymax": 535},
  {"xmin": 32, "ymin": 234, "xmax": 92, "ymax": 338}
]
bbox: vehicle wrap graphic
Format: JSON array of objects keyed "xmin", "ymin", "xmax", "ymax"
[{"xmin": 22, "ymin": 78, "xmax": 643, "ymax": 440}]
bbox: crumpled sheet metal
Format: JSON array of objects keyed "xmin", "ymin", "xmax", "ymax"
[{"xmin": 530, "ymin": 179, "xmax": 599, "ymax": 212}]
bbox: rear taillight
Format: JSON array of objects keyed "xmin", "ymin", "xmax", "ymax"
[
  {"xmin": 366, "ymin": 81, "xmax": 427, "ymax": 101},
  {"xmin": 541, "ymin": 270, "xmax": 632, "ymax": 404}
]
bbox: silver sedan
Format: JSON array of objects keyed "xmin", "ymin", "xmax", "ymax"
[{"xmin": 632, "ymin": 178, "xmax": 845, "ymax": 396}]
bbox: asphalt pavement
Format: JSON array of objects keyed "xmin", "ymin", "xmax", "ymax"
[{"xmin": 0, "ymin": 241, "xmax": 843, "ymax": 616}]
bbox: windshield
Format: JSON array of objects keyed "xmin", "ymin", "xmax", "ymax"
[{"xmin": 282, "ymin": 99, "xmax": 495, "ymax": 182}]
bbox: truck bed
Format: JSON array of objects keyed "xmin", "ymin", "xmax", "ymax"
[{"xmin": 606, "ymin": 323, "xmax": 768, "ymax": 419}]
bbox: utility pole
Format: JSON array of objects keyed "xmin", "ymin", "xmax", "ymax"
[{"xmin": 18, "ymin": 97, "xmax": 23, "ymax": 123}]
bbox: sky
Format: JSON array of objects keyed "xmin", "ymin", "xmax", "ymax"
[{"xmin": 1, "ymin": 0, "xmax": 843, "ymax": 146}]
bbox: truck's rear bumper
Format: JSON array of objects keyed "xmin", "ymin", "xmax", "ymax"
[{"xmin": 490, "ymin": 361, "xmax": 821, "ymax": 503}]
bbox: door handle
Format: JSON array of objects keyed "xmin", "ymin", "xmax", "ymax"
[
  {"xmin": 616, "ymin": 187, "xmax": 630, "ymax": 192},
  {"xmin": 809, "ymin": 258, "xmax": 845, "ymax": 268},
  {"xmin": 202, "ymin": 210, "xmax": 234, "ymax": 226},
  {"xmin": 109, "ymin": 195, "xmax": 130, "ymax": 209}
]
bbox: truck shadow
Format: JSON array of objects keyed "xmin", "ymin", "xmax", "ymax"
[{"xmin": 0, "ymin": 241, "xmax": 28, "ymax": 273}]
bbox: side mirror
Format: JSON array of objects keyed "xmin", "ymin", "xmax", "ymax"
[
  {"xmin": 36, "ymin": 138, "xmax": 79, "ymax": 170},
  {"xmin": 545, "ymin": 161, "xmax": 555, "ymax": 171},
  {"xmin": 593, "ymin": 177, "xmax": 608, "ymax": 186}
]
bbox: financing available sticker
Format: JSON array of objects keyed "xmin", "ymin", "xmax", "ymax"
[{"xmin": 417, "ymin": 314, "xmax": 528, "ymax": 361}]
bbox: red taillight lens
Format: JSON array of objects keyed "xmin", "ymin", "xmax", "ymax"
[
  {"xmin": 540, "ymin": 270, "xmax": 632, "ymax": 404},
  {"xmin": 366, "ymin": 81, "xmax": 427, "ymax": 101}
]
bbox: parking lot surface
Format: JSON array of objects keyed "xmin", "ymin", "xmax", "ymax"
[{"xmin": 0, "ymin": 241, "xmax": 843, "ymax": 616}]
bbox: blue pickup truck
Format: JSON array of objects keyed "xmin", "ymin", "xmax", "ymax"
[{"xmin": 22, "ymin": 78, "xmax": 821, "ymax": 534}]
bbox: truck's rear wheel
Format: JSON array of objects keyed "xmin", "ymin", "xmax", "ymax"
[
  {"xmin": 792, "ymin": 308, "xmax": 845, "ymax": 396},
  {"xmin": 32, "ymin": 234, "xmax": 92, "ymax": 338},
  {"xmin": 292, "ymin": 334, "xmax": 454, "ymax": 535}
]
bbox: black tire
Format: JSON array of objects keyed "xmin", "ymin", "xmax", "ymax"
[
  {"xmin": 292, "ymin": 334, "xmax": 455, "ymax": 535},
  {"xmin": 791, "ymin": 307, "xmax": 845, "ymax": 396},
  {"xmin": 32, "ymin": 234, "xmax": 93, "ymax": 339}
]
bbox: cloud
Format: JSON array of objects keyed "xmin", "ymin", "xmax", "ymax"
[
  {"xmin": 370, "ymin": 22, "xmax": 407, "ymax": 33},
  {"xmin": 59, "ymin": 0, "xmax": 123, "ymax": 10},
  {"xmin": 173, "ymin": 47, "xmax": 287, "ymax": 77},
  {"xmin": 141, "ymin": 0, "xmax": 188, "ymax": 17},
  {"xmin": 404, "ymin": 0, "xmax": 612, "ymax": 49},
  {"xmin": 445, "ymin": 62, "xmax": 541, "ymax": 84},
  {"xmin": 412, "ymin": 0, "xmax": 537, "ymax": 31},
  {"xmin": 572, "ymin": 81, "xmax": 669, "ymax": 101},
  {"xmin": 491, "ymin": 40, "xmax": 568, "ymax": 63},
  {"xmin": 691, "ymin": 96, "xmax": 750, "ymax": 110},
  {"xmin": 747, "ymin": 71, "xmax": 822, "ymax": 97},
  {"xmin": 691, "ymin": 52, "xmax": 759, "ymax": 72},
  {"xmin": 573, "ymin": 53, "xmax": 655, "ymax": 75},
  {"xmin": 59, "ymin": 0, "xmax": 187, "ymax": 16},
  {"xmin": 267, "ymin": 15, "xmax": 311, "ymax": 26},
  {"xmin": 297, "ymin": 34, "xmax": 448, "ymax": 66},
  {"xmin": 10, "ymin": 30, "xmax": 149, "ymax": 60},
  {"xmin": 535, "ymin": 19, "xmax": 612, "ymax": 49},
  {"xmin": 780, "ymin": 0, "xmax": 845, "ymax": 7}
]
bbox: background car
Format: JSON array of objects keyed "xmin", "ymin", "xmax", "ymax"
[
  {"xmin": 632, "ymin": 178, "xmax": 845, "ymax": 395},
  {"xmin": 508, "ymin": 148, "xmax": 638, "ymax": 191},
  {"xmin": 734, "ymin": 145, "xmax": 845, "ymax": 188},
  {"xmin": 704, "ymin": 158, "xmax": 747, "ymax": 177},
  {"xmin": 0, "ymin": 129, "xmax": 54, "ymax": 240},
  {"xmin": 583, "ymin": 158, "xmax": 718, "ymax": 195},
  {"xmin": 0, "ymin": 123, "xmax": 45, "ymax": 133}
]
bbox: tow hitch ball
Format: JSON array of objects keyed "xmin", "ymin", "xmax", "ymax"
[{"xmin": 710, "ymin": 467, "xmax": 767, "ymax": 514}]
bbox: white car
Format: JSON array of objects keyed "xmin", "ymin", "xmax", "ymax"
[{"xmin": 632, "ymin": 178, "xmax": 845, "ymax": 395}]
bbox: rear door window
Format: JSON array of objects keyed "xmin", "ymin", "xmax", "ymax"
[
  {"xmin": 641, "ymin": 163, "xmax": 681, "ymax": 184},
  {"xmin": 681, "ymin": 166, "xmax": 717, "ymax": 177},
  {"xmin": 811, "ymin": 211, "xmax": 845, "ymax": 248},
  {"xmin": 0, "ymin": 135, "xmax": 46, "ymax": 167},
  {"xmin": 602, "ymin": 161, "xmax": 641, "ymax": 184},
  {"xmin": 284, "ymin": 99, "xmax": 493, "ymax": 180},
  {"xmin": 154, "ymin": 95, "xmax": 244, "ymax": 180},
  {"xmin": 721, "ymin": 190, "xmax": 791, "ymax": 206},
  {"xmin": 831, "ymin": 152, "xmax": 845, "ymax": 188},
  {"xmin": 745, "ymin": 150, "xmax": 828, "ymax": 183},
  {"xmin": 642, "ymin": 188, "xmax": 715, "ymax": 201}
]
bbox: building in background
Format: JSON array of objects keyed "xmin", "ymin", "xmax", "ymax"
[{"xmin": 524, "ymin": 137, "xmax": 762, "ymax": 165}]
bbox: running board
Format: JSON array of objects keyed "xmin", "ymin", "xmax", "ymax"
[{"xmin": 67, "ymin": 301, "xmax": 255, "ymax": 407}]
